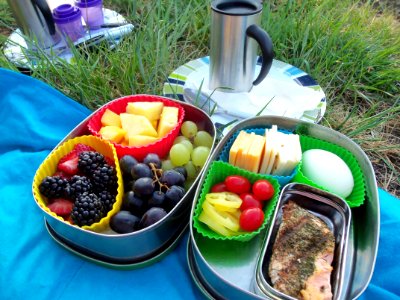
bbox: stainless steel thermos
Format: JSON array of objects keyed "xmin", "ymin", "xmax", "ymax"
[
  {"xmin": 6, "ymin": 0, "xmax": 60, "ymax": 48},
  {"xmin": 209, "ymin": 0, "xmax": 274, "ymax": 92}
]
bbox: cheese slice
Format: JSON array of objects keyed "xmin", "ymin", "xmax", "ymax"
[
  {"xmin": 272, "ymin": 133, "xmax": 302, "ymax": 176},
  {"xmin": 238, "ymin": 132, "xmax": 256, "ymax": 170},
  {"xmin": 229, "ymin": 131, "xmax": 248, "ymax": 165},
  {"xmin": 260, "ymin": 126, "xmax": 278, "ymax": 174},
  {"xmin": 247, "ymin": 134, "xmax": 266, "ymax": 173}
]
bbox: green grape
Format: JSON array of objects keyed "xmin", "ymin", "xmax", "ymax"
[
  {"xmin": 169, "ymin": 143, "xmax": 190, "ymax": 166},
  {"xmin": 184, "ymin": 161, "xmax": 197, "ymax": 179},
  {"xmin": 191, "ymin": 146, "xmax": 210, "ymax": 167},
  {"xmin": 173, "ymin": 135, "xmax": 189, "ymax": 144},
  {"xmin": 181, "ymin": 121, "xmax": 198, "ymax": 139},
  {"xmin": 194, "ymin": 131, "xmax": 213, "ymax": 148},
  {"xmin": 161, "ymin": 159, "xmax": 174, "ymax": 171},
  {"xmin": 184, "ymin": 179, "xmax": 195, "ymax": 191},
  {"xmin": 180, "ymin": 139, "xmax": 194, "ymax": 154}
]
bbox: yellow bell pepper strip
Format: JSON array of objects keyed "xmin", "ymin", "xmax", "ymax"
[
  {"xmin": 205, "ymin": 192, "xmax": 242, "ymax": 210},
  {"xmin": 198, "ymin": 211, "xmax": 237, "ymax": 236},
  {"xmin": 202, "ymin": 200, "xmax": 240, "ymax": 232}
]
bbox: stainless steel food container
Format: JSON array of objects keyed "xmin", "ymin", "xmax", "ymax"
[
  {"xmin": 34, "ymin": 98, "xmax": 216, "ymax": 267},
  {"xmin": 188, "ymin": 115, "xmax": 379, "ymax": 299},
  {"xmin": 253, "ymin": 183, "xmax": 351, "ymax": 300}
]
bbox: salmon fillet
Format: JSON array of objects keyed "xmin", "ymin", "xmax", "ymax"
[{"xmin": 268, "ymin": 201, "xmax": 335, "ymax": 300}]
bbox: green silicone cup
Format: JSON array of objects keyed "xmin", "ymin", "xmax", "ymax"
[
  {"xmin": 193, "ymin": 161, "xmax": 280, "ymax": 242},
  {"xmin": 292, "ymin": 135, "xmax": 366, "ymax": 207}
]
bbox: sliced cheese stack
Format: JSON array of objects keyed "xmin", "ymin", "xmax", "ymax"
[{"xmin": 229, "ymin": 127, "xmax": 302, "ymax": 176}]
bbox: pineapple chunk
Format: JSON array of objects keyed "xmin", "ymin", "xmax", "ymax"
[
  {"xmin": 126, "ymin": 101, "xmax": 164, "ymax": 121},
  {"xmin": 101, "ymin": 109, "xmax": 121, "ymax": 127},
  {"xmin": 128, "ymin": 135, "xmax": 159, "ymax": 147},
  {"xmin": 120, "ymin": 113, "xmax": 158, "ymax": 137},
  {"xmin": 157, "ymin": 106, "xmax": 179, "ymax": 138},
  {"xmin": 99, "ymin": 126, "xmax": 126, "ymax": 143}
]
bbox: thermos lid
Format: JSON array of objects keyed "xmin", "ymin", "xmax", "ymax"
[
  {"xmin": 211, "ymin": 0, "xmax": 262, "ymax": 16},
  {"xmin": 75, "ymin": 0, "xmax": 103, "ymax": 8},
  {"xmin": 53, "ymin": 4, "xmax": 82, "ymax": 24}
]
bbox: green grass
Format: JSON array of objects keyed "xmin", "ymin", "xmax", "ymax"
[{"xmin": 0, "ymin": 0, "xmax": 399, "ymax": 195}]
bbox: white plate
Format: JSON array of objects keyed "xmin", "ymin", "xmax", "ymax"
[{"xmin": 163, "ymin": 57, "xmax": 326, "ymax": 131}]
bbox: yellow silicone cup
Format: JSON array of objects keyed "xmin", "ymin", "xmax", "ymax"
[
  {"xmin": 32, "ymin": 135, "xmax": 124, "ymax": 232},
  {"xmin": 193, "ymin": 161, "xmax": 280, "ymax": 242},
  {"xmin": 292, "ymin": 135, "xmax": 366, "ymax": 208}
]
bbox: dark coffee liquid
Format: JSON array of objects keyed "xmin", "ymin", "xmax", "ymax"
[{"xmin": 214, "ymin": 1, "xmax": 260, "ymax": 15}]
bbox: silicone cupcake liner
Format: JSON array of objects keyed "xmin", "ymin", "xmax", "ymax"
[
  {"xmin": 217, "ymin": 127, "xmax": 298, "ymax": 186},
  {"xmin": 293, "ymin": 135, "xmax": 366, "ymax": 207},
  {"xmin": 193, "ymin": 161, "xmax": 280, "ymax": 242},
  {"xmin": 87, "ymin": 94, "xmax": 185, "ymax": 161},
  {"xmin": 32, "ymin": 135, "xmax": 124, "ymax": 232}
]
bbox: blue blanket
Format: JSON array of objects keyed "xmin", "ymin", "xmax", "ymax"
[{"xmin": 0, "ymin": 68, "xmax": 399, "ymax": 299}]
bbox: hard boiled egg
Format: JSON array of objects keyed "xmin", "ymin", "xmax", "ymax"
[{"xmin": 302, "ymin": 149, "xmax": 354, "ymax": 198}]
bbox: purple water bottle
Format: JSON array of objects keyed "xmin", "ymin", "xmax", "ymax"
[
  {"xmin": 75, "ymin": 0, "xmax": 104, "ymax": 29},
  {"xmin": 53, "ymin": 4, "xmax": 84, "ymax": 42}
]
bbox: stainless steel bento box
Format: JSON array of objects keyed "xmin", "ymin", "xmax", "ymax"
[
  {"xmin": 254, "ymin": 183, "xmax": 351, "ymax": 300},
  {"xmin": 34, "ymin": 98, "xmax": 216, "ymax": 266},
  {"xmin": 188, "ymin": 115, "xmax": 379, "ymax": 299}
]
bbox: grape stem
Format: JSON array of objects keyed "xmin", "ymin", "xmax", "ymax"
[{"xmin": 149, "ymin": 163, "xmax": 170, "ymax": 191}]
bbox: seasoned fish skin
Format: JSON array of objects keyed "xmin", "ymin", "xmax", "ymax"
[{"xmin": 268, "ymin": 201, "xmax": 335, "ymax": 300}]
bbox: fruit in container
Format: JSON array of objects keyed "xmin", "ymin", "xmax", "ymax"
[
  {"xmin": 157, "ymin": 106, "xmax": 179, "ymax": 138},
  {"xmin": 126, "ymin": 101, "xmax": 164, "ymax": 121},
  {"xmin": 139, "ymin": 207, "xmax": 168, "ymax": 228},
  {"xmin": 112, "ymin": 151, "xmax": 190, "ymax": 232},
  {"xmin": 110, "ymin": 210, "xmax": 140, "ymax": 233},
  {"xmin": 120, "ymin": 113, "xmax": 158, "ymax": 138},
  {"xmin": 95, "ymin": 101, "xmax": 179, "ymax": 147},
  {"xmin": 33, "ymin": 136, "xmax": 123, "ymax": 232},
  {"xmin": 99, "ymin": 126, "xmax": 126, "ymax": 143},
  {"xmin": 101, "ymin": 109, "xmax": 121, "ymax": 127}
]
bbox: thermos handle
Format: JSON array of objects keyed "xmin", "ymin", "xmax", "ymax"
[
  {"xmin": 246, "ymin": 24, "xmax": 274, "ymax": 86},
  {"xmin": 32, "ymin": 0, "xmax": 56, "ymax": 35}
]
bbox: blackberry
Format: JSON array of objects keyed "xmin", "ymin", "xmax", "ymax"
[
  {"xmin": 67, "ymin": 175, "xmax": 93, "ymax": 199},
  {"xmin": 71, "ymin": 192, "xmax": 105, "ymax": 226},
  {"xmin": 91, "ymin": 164, "xmax": 118, "ymax": 193},
  {"xmin": 78, "ymin": 151, "xmax": 107, "ymax": 175},
  {"xmin": 97, "ymin": 190, "xmax": 116, "ymax": 212},
  {"xmin": 39, "ymin": 176, "xmax": 69, "ymax": 199}
]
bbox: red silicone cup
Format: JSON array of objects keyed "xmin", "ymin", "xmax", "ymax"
[{"xmin": 87, "ymin": 94, "xmax": 185, "ymax": 161}]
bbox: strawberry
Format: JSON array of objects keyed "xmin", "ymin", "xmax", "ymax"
[
  {"xmin": 53, "ymin": 170, "xmax": 72, "ymax": 180},
  {"xmin": 57, "ymin": 144, "xmax": 95, "ymax": 175},
  {"xmin": 47, "ymin": 198, "xmax": 74, "ymax": 217},
  {"xmin": 57, "ymin": 153, "xmax": 79, "ymax": 175}
]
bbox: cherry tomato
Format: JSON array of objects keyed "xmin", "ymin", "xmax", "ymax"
[
  {"xmin": 239, "ymin": 208, "xmax": 264, "ymax": 231},
  {"xmin": 211, "ymin": 182, "xmax": 228, "ymax": 193},
  {"xmin": 224, "ymin": 175, "xmax": 251, "ymax": 195},
  {"xmin": 239, "ymin": 193, "xmax": 262, "ymax": 211},
  {"xmin": 252, "ymin": 179, "xmax": 275, "ymax": 201}
]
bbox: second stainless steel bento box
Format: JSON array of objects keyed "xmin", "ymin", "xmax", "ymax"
[{"xmin": 187, "ymin": 115, "xmax": 379, "ymax": 299}]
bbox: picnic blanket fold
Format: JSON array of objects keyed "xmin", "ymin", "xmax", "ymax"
[{"xmin": 0, "ymin": 67, "xmax": 398, "ymax": 299}]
